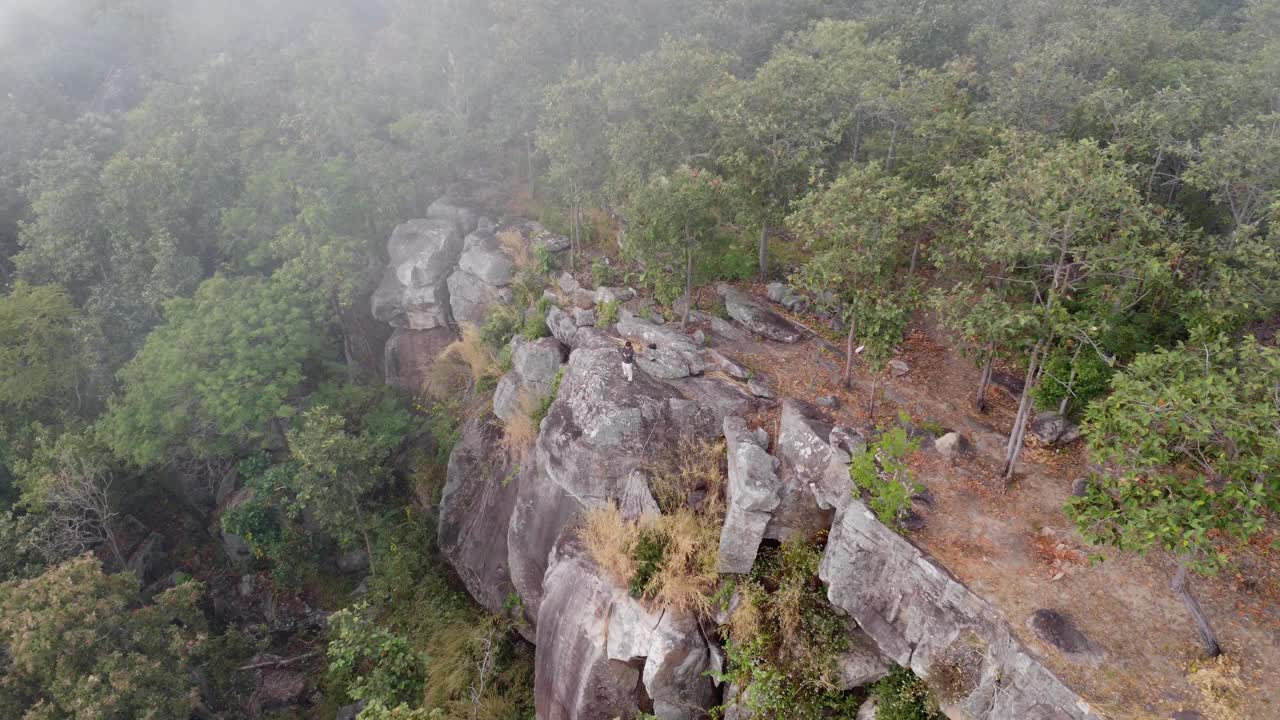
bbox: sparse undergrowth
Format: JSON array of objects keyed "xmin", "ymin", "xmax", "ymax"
[
  {"xmin": 850, "ymin": 415, "xmax": 922, "ymax": 529},
  {"xmin": 714, "ymin": 536, "xmax": 863, "ymax": 719},
  {"xmin": 872, "ymin": 666, "xmax": 944, "ymax": 720},
  {"xmin": 581, "ymin": 438, "xmax": 726, "ymax": 614}
]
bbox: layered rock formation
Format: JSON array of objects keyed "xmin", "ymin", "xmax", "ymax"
[{"xmin": 375, "ymin": 200, "xmax": 1101, "ymax": 720}]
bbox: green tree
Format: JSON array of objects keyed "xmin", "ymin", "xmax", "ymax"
[
  {"xmin": 937, "ymin": 132, "xmax": 1168, "ymax": 482},
  {"xmin": 624, "ymin": 167, "xmax": 741, "ymax": 328},
  {"xmin": 1071, "ymin": 331, "xmax": 1280, "ymax": 657},
  {"xmin": 536, "ymin": 63, "xmax": 608, "ymax": 270},
  {"xmin": 0, "ymin": 283, "xmax": 83, "ymax": 423},
  {"xmin": 602, "ymin": 38, "xmax": 733, "ymax": 203},
  {"xmin": 284, "ymin": 399, "xmax": 413, "ymax": 573},
  {"xmin": 0, "ymin": 555, "xmax": 205, "ymax": 720},
  {"xmin": 787, "ymin": 164, "xmax": 936, "ymax": 388},
  {"xmin": 713, "ymin": 20, "xmax": 899, "ymax": 279},
  {"xmin": 98, "ymin": 275, "xmax": 329, "ymax": 467}
]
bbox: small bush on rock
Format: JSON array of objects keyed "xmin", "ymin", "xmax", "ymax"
[
  {"xmin": 597, "ymin": 299, "xmax": 620, "ymax": 327},
  {"xmin": 872, "ymin": 666, "xmax": 943, "ymax": 720},
  {"xmin": 851, "ymin": 417, "xmax": 921, "ymax": 529}
]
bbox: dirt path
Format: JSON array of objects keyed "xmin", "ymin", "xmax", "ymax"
[{"xmin": 693, "ymin": 284, "xmax": 1280, "ymax": 720}]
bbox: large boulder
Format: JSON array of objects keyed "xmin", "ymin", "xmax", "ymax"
[
  {"xmin": 616, "ymin": 310, "xmax": 707, "ymax": 379},
  {"xmin": 717, "ymin": 283, "xmax": 803, "ymax": 344},
  {"xmin": 427, "ymin": 197, "xmax": 480, "ymax": 234},
  {"xmin": 493, "ymin": 337, "xmax": 566, "ymax": 423},
  {"xmin": 1030, "ymin": 412, "xmax": 1082, "ymax": 447},
  {"xmin": 447, "ymin": 268, "xmax": 513, "ymax": 327},
  {"xmin": 719, "ymin": 417, "xmax": 782, "ymax": 573},
  {"xmin": 768, "ymin": 400, "xmax": 857, "ymax": 539},
  {"xmin": 371, "ymin": 219, "xmax": 466, "ymax": 330},
  {"xmin": 820, "ymin": 501, "xmax": 1102, "ymax": 720},
  {"xmin": 438, "ymin": 420, "xmax": 522, "ymax": 615},
  {"xmin": 536, "ymin": 539, "xmax": 716, "ymax": 720},
  {"xmin": 457, "ymin": 229, "xmax": 516, "ymax": 286}
]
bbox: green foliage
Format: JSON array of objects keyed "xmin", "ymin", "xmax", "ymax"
[
  {"xmin": 1032, "ymin": 345, "xmax": 1114, "ymax": 415},
  {"xmin": 851, "ymin": 419, "xmax": 922, "ymax": 528},
  {"xmin": 1071, "ymin": 331, "xmax": 1280, "ymax": 572},
  {"xmin": 628, "ymin": 527, "xmax": 669, "ymax": 598},
  {"xmin": 591, "ymin": 256, "xmax": 617, "ymax": 287},
  {"xmin": 788, "ymin": 164, "xmax": 934, "ymax": 368},
  {"xmin": 530, "ymin": 368, "xmax": 566, "ymax": 429},
  {"xmin": 0, "ymin": 283, "xmax": 84, "ymax": 426},
  {"xmin": 480, "ymin": 305, "xmax": 522, "ymax": 350},
  {"xmin": 596, "ymin": 300, "xmax": 621, "ymax": 327},
  {"xmin": 0, "ymin": 556, "xmax": 206, "ymax": 720},
  {"xmin": 873, "ymin": 666, "xmax": 943, "ymax": 720},
  {"xmin": 625, "ymin": 166, "xmax": 743, "ymax": 322},
  {"xmin": 98, "ymin": 274, "xmax": 328, "ymax": 466},
  {"xmin": 714, "ymin": 538, "xmax": 860, "ymax": 719},
  {"xmin": 328, "ymin": 602, "xmax": 427, "ymax": 707},
  {"xmin": 520, "ymin": 311, "xmax": 550, "ymax": 341}
]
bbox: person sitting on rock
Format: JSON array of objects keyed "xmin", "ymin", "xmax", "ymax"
[{"xmin": 621, "ymin": 341, "xmax": 636, "ymax": 382}]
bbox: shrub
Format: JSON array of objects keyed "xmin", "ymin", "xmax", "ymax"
[
  {"xmin": 480, "ymin": 307, "xmax": 521, "ymax": 349},
  {"xmin": 581, "ymin": 504, "xmax": 637, "ymax": 582},
  {"xmin": 597, "ymin": 299, "xmax": 620, "ymax": 327},
  {"xmin": 850, "ymin": 418, "xmax": 921, "ymax": 529},
  {"xmin": 872, "ymin": 666, "xmax": 942, "ymax": 720},
  {"xmin": 1031, "ymin": 346, "xmax": 1113, "ymax": 417},
  {"xmin": 629, "ymin": 526, "xmax": 668, "ymax": 597},
  {"xmin": 592, "ymin": 256, "xmax": 617, "ymax": 287},
  {"xmin": 520, "ymin": 311, "xmax": 550, "ymax": 340},
  {"xmin": 715, "ymin": 536, "xmax": 859, "ymax": 718},
  {"xmin": 647, "ymin": 437, "xmax": 726, "ymax": 515},
  {"xmin": 327, "ymin": 602, "xmax": 426, "ymax": 707}
]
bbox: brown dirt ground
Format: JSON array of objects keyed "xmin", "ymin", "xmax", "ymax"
[{"xmin": 692, "ymin": 283, "xmax": 1280, "ymax": 720}]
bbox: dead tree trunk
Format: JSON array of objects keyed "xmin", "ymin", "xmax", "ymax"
[
  {"xmin": 1057, "ymin": 344, "xmax": 1084, "ymax": 416},
  {"xmin": 843, "ymin": 315, "xmax": 858, "ymax": 388},
  {"xmin": 1002, "ymin": 340, "xmax": 1046, "ymax": 484},
  {"xmin": 682, "ymin": 240, "xmax": 693, "ymax": 330},
  {"xmin": 975, "ymin": 340, "xmax": 996, "ymax": 412},
  {"xmin": 758, "ymin": 221, "xmax": 769, "ymax": 281},
  {"xmin": 1171, "ymin": 560, "xmax": 1222, "ymax": 657}
]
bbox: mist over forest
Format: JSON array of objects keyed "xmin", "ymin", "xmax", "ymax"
[{"xmin": 0, "ymin": 1, "xmax": 1277, "ymax": 719}]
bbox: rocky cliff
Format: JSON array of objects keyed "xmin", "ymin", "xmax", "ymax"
[{"xmin": 371, "ymin": 200, "xmax": 1102, "ymax": 720}]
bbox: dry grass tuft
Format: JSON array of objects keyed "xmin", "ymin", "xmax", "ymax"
[
  {"xmin": 498, "ymin": 228, "xmax": 533, "ymax": 269},
  {"xmin": 1187, "ymin": 654, "xmax": 1245, "ymax": 720},
  {"xmin": 648, "ymin": 438, "xmax": 727, "ymax": 516},
  {"xmin": 648, "ymin": 508, "xmax": 721, "ymax": 614},
  {"xmin": 728, "ymin": 583, "xmax": 764, "ymax": 644},
  {"xmin": 581, "ymin": 504, "xmax": 638, "ymax": 584},
  {"xmin": 500, "ymin": 391, "xmax": 542, "ymax": 462},
  {"xmin": 426, "ymin": 324, "xmax": 499, "ymax": 401},
  {"xmin": 928, "ymin": 633, "xmax": 987, "ymax": 701}
]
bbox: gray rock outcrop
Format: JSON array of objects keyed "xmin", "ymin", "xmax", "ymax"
[
  {"xmin": 769, "ymin": 400, "xmax": 858, "ymax": 538},
  {"xmin": 717, "ymin": 283, "xmax": 803, "ymax": 343},
  {"xmin": 493, "ymin": 336, "xmax": 567, "ymax": 423},
  {"xmin": 1030, "ymin": 412, "xmax": 1083, "ymax": 446},
  {"xmin": 371, "ymin": 219, "xmax": 465, "ymax": 330},
  {"xmin": 820, "ymin": 501, "xmax": 1101, "ymax": 720},
  {"xmin": 536, "ymin": 539, "xmax": 717, "ymax": 720},
  {"xmin": 719, "ymin": 417, "xmax": 782, "ymax": 573}
]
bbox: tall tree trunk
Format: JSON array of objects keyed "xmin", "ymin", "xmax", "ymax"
[
  {"xmin": 1171, "ymin": 560, "xmax": 1222, "ymax": 657},
  {"xmin": 1057, "ymin": 344, "xmax": 1083, "ymax": 416},
  {"xmin": 843, "ymin": 315, "xmax": 857, "ymax": 388},
  {"xmin": 867, "ymin": 375, "xmax": 879, "ymax": 420},
  {"xmin": 1002, "ymin": 340, "xmax": 1045, "ymax": 484},
  {"xmin": 975, "ymin": 342, "xmax": 996, "ymax": 413},
  {"xmin": 908, "ymin": 235, "xmax": 922, "ymax": 276},
  {"xmin": 682, "ymin": 241, "xmax": 693, "ymax": 329},
  {"xmin": 352, "ymin": 496, "xmax": 377, "ymax": 577},
  {"xmin": 758, "ymin": 221, "xmax": 769, "ymax": 281},
  {"xmin": 886, "ymin": 121, "xmax": 899, "ymax": 172}
]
